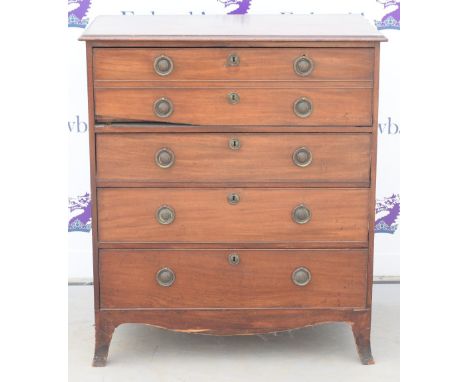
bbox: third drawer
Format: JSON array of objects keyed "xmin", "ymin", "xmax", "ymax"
[{"xmin": 96, "ymin": 133, "xmax": 371, "ymax": 185}]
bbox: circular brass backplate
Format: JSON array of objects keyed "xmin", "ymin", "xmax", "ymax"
[
  {"xmin": 293, "ymin": 97, "xmax": 313, "ymax": 118},
  {"xmin": 292, "ymin": 267, "xmax": 312, "ymax": 286},
  {"xmin": 155, "ymin": 147, "xmax": 175, "ymax": 168},
  {"xmin": 293, "ymin": 55, "xmax": 314, "ymax": 76},
  {"xmin": 154, "ymin": 55, "xmax": 174, "ymax": 76},
  {"xmin": 292, "ymin": 204, "xmax": 311, "ymax": 224},
  {"xmin": 156, "ymin": 205, "xmax": 176, "ymax": 225},
  {"xmin": 156, "ymin": 267, "xmax": 175, "ymax": 287},
  {"xmin": 292, "ymin": 147, "xmax": 312, "ymax": 167},
  {"xmin": 154, "ymin": 97, "xmax": 174, "ymax": 118}
]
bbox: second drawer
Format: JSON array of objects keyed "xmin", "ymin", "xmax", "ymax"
[
  {"xmin": 94, "ymin": 87, "xmax": 372, "ymax": 126},
  {"xmin": 96, "ymin": 133, "xmax": 371, "ymax": 185}
]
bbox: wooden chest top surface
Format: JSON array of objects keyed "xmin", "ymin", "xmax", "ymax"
[{"xmin": 80, "ymin": 14, "xmax": 387, "ymax": 42}]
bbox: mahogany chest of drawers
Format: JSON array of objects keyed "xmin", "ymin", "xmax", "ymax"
[{"xmin": 80, "ymin": 14, "xmax": 386, "ymax": 366}]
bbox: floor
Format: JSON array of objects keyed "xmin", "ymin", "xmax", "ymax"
[{"xmin": 69, "ymin": 284, "xmax": 399, "ymax": 382}]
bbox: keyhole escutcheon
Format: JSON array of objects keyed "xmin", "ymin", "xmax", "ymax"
[
  {"xmin": 227, "ymin": 92, "xmax": 240, "ymax": 104},
  {"xmin": 227, "ymin": 53, "xmax": 240, "ymax": 66},
  {"xmin": 229, "ymin": 138, "xmax": 241, "ymax": 150},
  {"xmin": 227, "ymin": 193, "xmax": 240, "ymax": 205},
  {"xmin": 228, "ymin": 253, "xmax": 240, "ymax": 265}
]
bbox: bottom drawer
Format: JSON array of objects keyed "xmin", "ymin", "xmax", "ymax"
[{"xmin": 99, "ymin": 249, "xmax": 368, "ymax": 309}]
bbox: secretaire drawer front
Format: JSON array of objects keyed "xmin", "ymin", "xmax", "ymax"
[
  {"xmin": 96, "ymin": 133, "xmax": 371, "ymax": 184},
  {"xmin": 99, "ymin": 249, "xmax": 368, "ymax": 309},
  {"xmin": 93, "ymin": 48, "xmax": 373, "ymax": 82},
  {"xmin": 94, "ymin": 87, "xmax": 372, "ymax": 125},
  {"xmin": 97, "ymin": 188, "xmax": 369, "ymax": 244}
]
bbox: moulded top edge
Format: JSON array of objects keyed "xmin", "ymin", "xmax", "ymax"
[{"xmin": 79, "ymin": 15, "xmax": 388, "ymax": 42}]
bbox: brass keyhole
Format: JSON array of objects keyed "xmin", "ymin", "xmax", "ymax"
[
  {"xmin": 227, "ymin": 193, "xmax": 240, "ymax": 205},
  {"xmin": 227, "ymin": 53, "xmax": 240, "ymax": 66},
  {"xmin": 227, "ymin": 92, "xmax": 240, "ymax": 104},
  {"xmin": 228, "ymin": 253, "xmax": 240, "ymax": 265},
  {"xmin": 229, "ymin": 138, "xmax": 241, "ymax": 150}
]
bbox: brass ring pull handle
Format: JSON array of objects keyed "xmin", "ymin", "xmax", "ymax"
[
  {"xmin": 292, "ymin": 204, "xmax": 311, "ymax": 224},
  {"xmin": 293, "ymin": 55, "xmax": 314, "ymax": 76},
  {"xmin": 227, "ymin": 92, "xmax": 240, "ymax": 104},
  {"xmin": 292, "ymin": 267, "xmax": 312, "ymax": 286},
  {"xmin": 154, "ymin": 55, "xmax": 174, "ymax": 76},
  {"xmin": 155, "ymin": 147, "xmax": 175, "ymax": 168},
  {"xmin": 154, "ymin": 97, "xmax": 173, "ymax": 118},
  {"xmin": 156, "ymin": 267, "xmax": 175, "ymax": 287},
  {"xmin": 292, "ymin": 147, "xmax": 312, "ymax": 167},
  {"xmin": 293, "ymin": 97, "xmax": 313, "ymax": 118},
  {"xmin": 227, "ymin": 53, "xmax": 240, "ymax": 66},
  {"xmin": 156, "ymin": 205, "xmax": 175, "ymax": 225}
]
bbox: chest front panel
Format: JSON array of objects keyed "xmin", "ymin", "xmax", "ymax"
[{"xmin": 81, "ymin": 14, "xmax": 385, "ymax": 366}]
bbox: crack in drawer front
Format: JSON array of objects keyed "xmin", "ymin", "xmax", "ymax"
[
  {"xmin": 94, "ymin": 87, "xmax": 372, "ymax": 126},
  {"xmin": 99, "ymin": 249, "xmax": 368, "ymax": 309},
  {"xmin": 97, "ymin": 188, "xmax": 370, "ymax": 244}
]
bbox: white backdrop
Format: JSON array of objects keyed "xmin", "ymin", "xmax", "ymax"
[{"xmin": 68, "ymin": 0, "xmax": 400, "ymax": 279}]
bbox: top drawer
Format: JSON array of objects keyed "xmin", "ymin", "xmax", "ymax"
[{"xmin": 93, "ymin": 48, "xmax": 374, "ymax": 82}]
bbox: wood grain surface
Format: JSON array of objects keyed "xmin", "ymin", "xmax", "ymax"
[
  {"xmin": 99, "ymin": 249, "xmax": 368, "ymax": 309},
  {"xmin": 96, "ymin": 133, "xmax": 371, "ymax": 184},
  {"xmin": 97, "ymin": 307, "xmax": 371, "ymax": 335},
  {"xmin": 97, "ymin": 188, "xmax": 370, "ymax": 243},
  {"xmin": 94, "ymin": 48, "xmax": 373, "ymax": 82},
  {"xmin": 94, "ymin": 87, "xmax": 373, "ymax": 125},
  {"xmin": 82, "ymin": 15, "xmax": 385, "ymax": 365}
]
